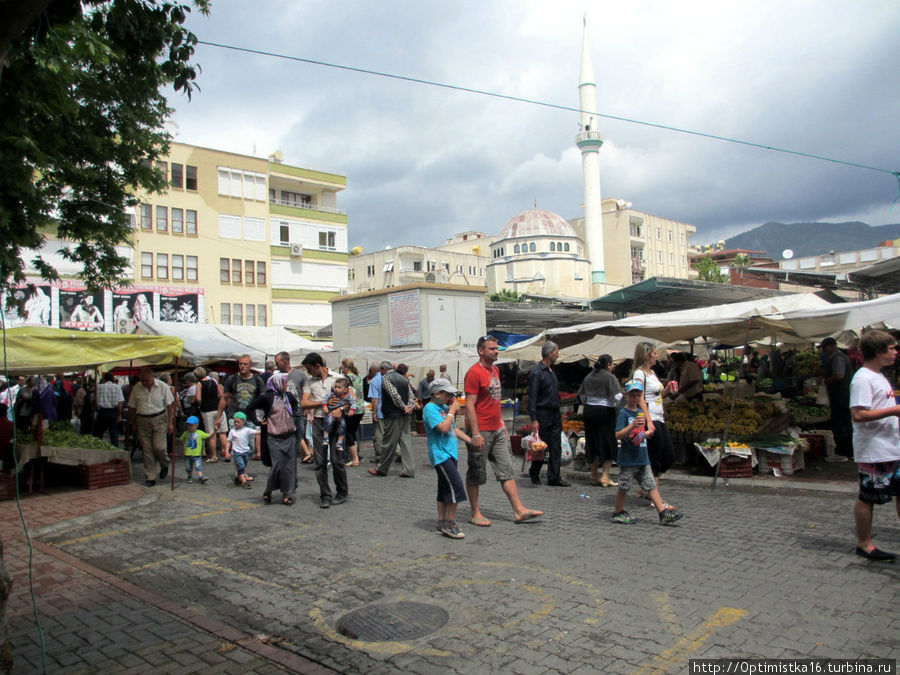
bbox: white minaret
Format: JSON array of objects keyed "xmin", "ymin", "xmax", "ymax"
[{"xmin": 575, "ymin": 16, "xmax": 606, "ymax": 292}]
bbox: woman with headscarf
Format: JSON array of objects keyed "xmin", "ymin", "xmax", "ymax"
[
  {"xmin": 631, "ymin": 342, "xmax": 678, "ymax": 492},
  {"xmin": 340, "ymin": 358, "xmax": 364, "ymax": 466},
  {"xmin": 578, "ymin": 354, "xmax": 621, "ymax": 487},
  {"xmin": 246, "ymin": 372, "xmax": 299, "ymax": 506}
]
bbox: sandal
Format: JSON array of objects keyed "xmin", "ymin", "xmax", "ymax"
[
  {"xmin": 347, "ymin": 461, "xmax": 360, "ymax": 467},
  {"xmin": 263, "ymin": 492, "xmax": 272, "ymax": 504},
  {"xmin": 207, "ymin": 457, "xmax": 219, "ymax": 463},
  {"xmin": 282, "ymin": 496, "xmax": 295, "ymax": 506}
]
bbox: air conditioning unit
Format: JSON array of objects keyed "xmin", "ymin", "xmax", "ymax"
[{"xmin": 290, "ymin": 243, "xmax": 303, "ymax": 257}]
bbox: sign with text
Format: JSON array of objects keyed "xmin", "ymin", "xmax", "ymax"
[{"xmin": 388, "ymin": 288, "xmax": 421, "ymax": 347}]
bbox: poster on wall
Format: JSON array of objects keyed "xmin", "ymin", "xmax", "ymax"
[
  {"xmin": 159, "ymin": 290, "xmax": 199, "ymax": 324},
  {"xmin": 2, "ymin": 284, "xmax": 54, "ymax": 327},
  {"xmin": 59, "ymin": 285, "xmax": 106, "ymax": 331},
  {"xmin": 388, "ymin": 288, "xmax": 422, "ymax": 347},
  {"xmin": 111, "ymin": 289, "xmax": 154, "ymax": 333}
]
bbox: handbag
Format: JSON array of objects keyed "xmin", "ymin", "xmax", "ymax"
[
  {"xmin": 259, "ymin": 430, "xmax": 272, "ymax": 467},
  {"xmin": 266, "ymin": 394, "xmax": 296, "ymax": 436}
]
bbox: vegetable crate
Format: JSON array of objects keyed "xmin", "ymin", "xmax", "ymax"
[
  {"xmin": 799, "ymin": 434, "xmax": 825, "ymax": 460},
  {"xmin": 757, "ymin": 449, "xmax": 804, "ymax": 475},
  {"xmin": 0, "ymin": 471, "xmax": 17, "ymax": 501},
  {"xmin": 716, "ymin": 455, "xmax": 753, "ymax": 478},
  {"xmin": 79, "ymin": 459, "xmax": 130, "ymax": 490}
]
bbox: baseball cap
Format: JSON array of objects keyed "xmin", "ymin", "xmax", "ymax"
[
  {"xmin": 185, "ymin": 415, "xmax": 199, "ymax": 425},
  {"xmin": 233, "ymin": 412, "xmax": 247, "ymax": 421},
  {"xmin": 430, "ymin": 378, "xmax": 459, "ymax": 395},
  {"xmin": 817, "ymin": 337, "xmax": 837, "ymax": 349},
  {"xmin": 624, "ymin": 379, "xmax": 644, "ymax": 393}
]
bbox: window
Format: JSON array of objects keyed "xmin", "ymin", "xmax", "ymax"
[
  {"xmin": 221, "ymin": 303, "xmax": 230, "ymax": 324},
  {"xmin": 172, "ymin": 255, "xmax": 184, "ymax": 281},
  {"xmin": 656, "ymin": 227, "xmax": 661, "ymax": 240},
  {"xmin": 156, "ymin": 160, "xmax": 167, "ymax": 180},
  {"xmin": 680, "ymin": 232, "xmax": 686, "ymax": 245},
  {"xmin": 279, "ymin": 224, "xmax": 290, "ymax": 245},
  {"xmin": 529, "ymin": 243, "xmax": 536, "ymax": 252},
  {"xmin": 455, "ymin": 265, "xmax": 463, "ymax": 274},
  {"xmin": 185, "ymin": 165, "xmax": 197, "ymax": 190},
  {"xmin": 245, "ymin": 305, "xmax": 255, "ymax": 326},
  {"xmin": 668, "ymin": 253, "xmax": 673, "ymax": 264},
  {"xmin": 171, "ymin": 208, "xmax": 183, "ymax": 234},
  {"xmin": 186, "ymin": 256, "xmax": 198, "ymax": 281},
  {"xmin": 256, "ymin": 262, "xmax": 266, "ymax": 285},
  {"xmin": 318, "ymin": 230, "xmax": 336, "ymax": 250},
  {"xmin": 218, "ymin": 168, "xmax": 230, "ymax": 195},
  {"xmin": 667, "ymin": 230, "xmax": 673, "ymax": 243},
  {"xmin": 186, "ymin": 210, "xmax": 197, "ymax": 235},
  {"xmin": 413, "ymin": 261, "xmax": 422, "ymax": 272},
  {"xmin": 156, "ymin": 206, "xmax": 167, "ymax": 232},
  {"xmin": 140, "ymin": 204, "xmax": 152, "ymax": 230},
  {"xmin": 427, "ymin": 261, "xmax": 436, "ymax": 271},
  {"xmin": 366, "ymin": 265, "xmax": 374, "ymax": 276},
  {"xmin": 245, "ymin": 260, "xmax": 255, "ymax": 285},
  {"xmin": 442, "ymin": 262, "xmax": 450, "ymax": 272},
  {"xmin": 550, "ymin": 242, "xmax": 555, "ymax": 251},
  {"xmin": 564, "ymin": 243, "xmax": 570, "ymax": 252},
  {"xmin": 219, "ymin": 214, "xmax": 241, "ymax": 239},
  {"xmin": 230, "ymin": 169, "xmax": 242, "ymax": 197},
  {"xmin": 280, "ymin": 190, "xmax": 312, "ymax": 207},
  {"xmin": 257, "ymin": 305, "xmax": 267, "ymax": 327},
  {"xmin": 141, "ymin": 252, "xmax": 153, "ymax": 278},
  {"xmin": 681, "ymin": 255, "xmax": 687, "ymax": 266},
  {"xmin": 514, "ymin": 244, "xmax": 520, "ymax": 253},
  {"xmin": 657, "ymin": 251, "xmax": 662, "ymax": 264},
  {"xmin": 233, "ymin": 303, "xmax": 243, "ymax": 326},
  {"xmin": 170, "ymin": 163, "xmax": 183, "ymax": 189},
  {"xmin": 156, "ymin": 253, "xmax": 168, "ymax": 279},
  {"xmin": 232, "ymin": 259, "xmax": 242, "ymax": 284},
  {"xmin": 244, "ymin": 217, "xmax": 265, "ymax": 241},
  {"xmin": 220, "ymin": 258, "xmax": 230, "ymax": 283}
]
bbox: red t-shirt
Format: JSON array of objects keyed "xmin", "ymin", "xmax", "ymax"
[{"xmin": 464, "ymin": 362, "xmax": 503, "ymax": 432}]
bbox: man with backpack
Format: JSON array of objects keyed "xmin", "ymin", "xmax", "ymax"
[
  {"xmin": 301, "ymin": 352, "xmax": 348, "ymax": 509},
  {"xmin": 218, "ymin": 354, "xmax": 265, "ymax": 459}
]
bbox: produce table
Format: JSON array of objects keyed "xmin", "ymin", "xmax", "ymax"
[{"xmin": 17, "ymin": 444, "xmax": 130, "ymax": 469}]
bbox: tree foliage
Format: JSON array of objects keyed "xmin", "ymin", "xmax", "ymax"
[
  {"xmin": 488, "ymin": 289, "xmax": 523, "ymax": 302},
  {"xmin": 694, "ymin": 255, "xmax": 729, "ymax": 283},
  {"xmin": 0, "ymin": 0, "xmax": 209, "ymax": 291}
]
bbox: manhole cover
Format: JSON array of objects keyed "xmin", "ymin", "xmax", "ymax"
[{"xmin": 336, "ymin": 601, "xmax": 449, "ymax": 641}]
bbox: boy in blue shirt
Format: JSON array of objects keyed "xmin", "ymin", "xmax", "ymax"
[
  {"xmin": 423, "ymin": 378, "xmax": 472, "ymax": 539},
  {"xmin": 612, "ymin": 380, "xmax": 683, "ymax": 525}
]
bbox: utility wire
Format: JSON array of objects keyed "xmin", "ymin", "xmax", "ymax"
[{"xmin": 197, "ymin": 40, "xmax": 899, "ymax": 180}]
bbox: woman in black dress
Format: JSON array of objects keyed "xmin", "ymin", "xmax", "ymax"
[
  {"xmin": 246, "ymin": 373, "xmax": 299, "ymax": 506},
  {"xmin": 578, "ymin": 354, "xmax": 621, "ymax": 487}
]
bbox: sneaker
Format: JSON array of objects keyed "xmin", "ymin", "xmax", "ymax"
[
  {"xmin": 331, "ymin": 494, "xmax": 346, "ymax": 506},
  {"xmin": 435, "ymin": 519, "xmax": 444, "ymax": 534},
  {"xmin": 187, "ymin": 476, "xmax": 194, "ymax": 484},
  {"xmin": 659, "ymin": 509, "xmax": 683, "ymax": 525},
  {"xmin": 441, "ymin": 521, "xmax": 465, "ymax": 539},
  {"xmin": 320, "ymin": 497, "xmax": 332, "ymax": 509},
  {"xmin": 611, "ymin": 510, "xmax": 635, "ymax": 524},
  {"xmin": 199, "ymin": 477, "xmax": 208, "ymax": 485}
]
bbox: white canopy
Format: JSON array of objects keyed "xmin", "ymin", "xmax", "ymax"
[
  {"xmin": 137, "ymin": 321, "xmax": 268, "ymax": 367},
  {"xmin": 503, "ymin": 333, "xmax": 653, "ymax": 364},
  {"xmin": 764, "ymin": 292, "xmax": 900, "ymax": 339},
  {"xmin": 217, "ymin": 325, "xmax": 325, "ymax": 358}
]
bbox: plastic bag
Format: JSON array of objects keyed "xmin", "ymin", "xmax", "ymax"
[
  {"xmin": 560, "ymin": 432, "xmax": 573, "ymax": 464},
  {"xmin": 815, "ymin": 384, "xmax": 829, "ymax": 406},
  {"xmin": 524, "ymin": 431, "xmax": 546, "ymax": 462}
]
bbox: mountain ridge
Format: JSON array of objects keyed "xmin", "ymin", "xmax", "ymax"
[{"xmin": 717, "ymin": 221, "xmax": 900, "ymax": 259}]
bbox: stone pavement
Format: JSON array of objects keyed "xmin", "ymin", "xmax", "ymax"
[{"xmin": 2, "ymin": 437, "xmax": 899, "ymax": 674}]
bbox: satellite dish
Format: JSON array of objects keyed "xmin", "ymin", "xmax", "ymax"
[{"xmin": 782, "ymin": 249, "xmax": 794, "ymax": 259}]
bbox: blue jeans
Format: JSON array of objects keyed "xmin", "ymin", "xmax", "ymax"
[
  {"xmin": 184, "ymin": 456, "xmax": 202, "ymax": 475},
  {"xmin": 232, "ymin": 452, "xmax": 250, "ymax": 475}
]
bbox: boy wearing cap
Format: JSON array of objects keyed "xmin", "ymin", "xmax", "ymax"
[
  {"xmin": 612, "ymin": 380, "xmax": 683, "ymax": 525},
  {"xmin": 180, "ymin": 416, "xmax": 210, "ymax": 484},
  {"xmin": 423, "ymin": 378, "xmax": 472, "ymax": 539},
  {"xmin": 226, "ymin": 412, "xmax": 259, "ymax": 488}
]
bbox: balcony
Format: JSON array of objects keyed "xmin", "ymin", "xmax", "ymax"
[
  {"xmin": 576, "ymin": 129, "xmax": 604, "ymax": 149},
  {"xmin": 269, "ymin": 197, "xmax": 345, "ymax": 215}
]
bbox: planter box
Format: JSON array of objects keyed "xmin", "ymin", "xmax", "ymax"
[
  {"xmin": 79, "ymin": 459, "xmax": 130, "ymax": 490},
  {"xmin": 717, "ymin": 455, "xmax": 753, "ymax": 478}
]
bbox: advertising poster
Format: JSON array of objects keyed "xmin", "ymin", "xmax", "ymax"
[
  {"xmin": 59, "ymin": 285, "xmax": 106, "ymax": 331},
  {"xmin": 3, "ymin": 284, "xmax": 54, "ymax": 327},
  {"xmin": 159, "ymin": 289, "xmax": 199, "ymax": 324},
  {"xmin": 110, "ymin": 289, "xmax": 153, "ymax": 333}
]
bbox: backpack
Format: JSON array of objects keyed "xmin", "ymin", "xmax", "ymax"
[{"xmin": 266, "ymin": 393, "xmax": 296, "ymax": 436}]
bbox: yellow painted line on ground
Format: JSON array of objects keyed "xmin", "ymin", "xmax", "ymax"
[
  {"xmin": 652, "ymin": 591, "xmax": 682, "ymax": 635},
  {"xmin": 189, "ymin": 560, "xmax": 304, "ymax": 593},
  {"xmin": 632, "ymin": 606, "xmax": 748, "ymax": 675},
  {"xmin": 118, "ymin": 552, "xmax": 197, "ymax": 574}
]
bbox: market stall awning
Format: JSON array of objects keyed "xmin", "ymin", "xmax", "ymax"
[
  {"xmin": 217, "ymin": 325, "xmax": 328, "ymax": 359},
  {"xmin": 1, "ymin": 326, "xmax": 183, "ymax": 375},
  {"xmin": 137, "ymin": 321, "xmax": 266, "ymax": 367},
  {"xmin": 765, "ymin": 291, "xmax": 900, "ymax": 338}
]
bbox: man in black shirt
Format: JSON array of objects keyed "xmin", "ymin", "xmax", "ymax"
[
  {"xmin": 219, "ymin": 354, "xmax": 264, "ymax": 458},
  {"xmin": 528, "ymin": 341, "xmax": 569, "ymax": 487}
]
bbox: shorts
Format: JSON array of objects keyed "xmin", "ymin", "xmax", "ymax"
[
  {"xmin": 616, "ymin": 465, "xmax": 657, "ymax": 494},
  {"xmin": 232, "ymin": 452, "xmax": 250, "ymax": 475},
  {"xmin": 435, "ymin": 457, "xmax": 467, "ymax": 505},
  {"xmin": 200, "ymin": 410, "xmax": 227, "ymax": 435},
  {"xmin": 857, "ymin": 461, "xmax": 900, "ymax": 505},
  {"xmin": 184, "ymin": 456, "xmax": 202, "ymax": 474},
  {"xmin": 465, "ymin": 428, "xmax": 515, "ymax": 485}
]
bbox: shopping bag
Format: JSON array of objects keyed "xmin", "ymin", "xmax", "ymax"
[
  {"xmin": 524, "ymin": 431, "xmax": 546, "ymax": 462},
  {"xmin": 560, "ymin": 432, "xmax": 573, "ymax": 464}
]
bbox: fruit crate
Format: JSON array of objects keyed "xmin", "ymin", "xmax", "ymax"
[
  {"xmin": 799, "ymin": 433, "xmax": 825, "ymax": 460},
  {"xmin": 79, "ymin": 459, "xmax": 130, "ymax": 490},
  {"xmin": 757, "ymin": 449, "xmax": 804, "ymax": 475},
  {"xmin": 716, "ymin": 454, "xmax": 753, "ymax": 478}
]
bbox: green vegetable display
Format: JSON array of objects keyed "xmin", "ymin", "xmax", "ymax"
[{"xmin": 19, "ymin": 430, "xmax": 121, "ymax": 452}]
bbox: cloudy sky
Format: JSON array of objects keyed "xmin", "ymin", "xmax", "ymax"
[{"xmin": 168, "ymin": 0, "xmax": 900, "ymax": 253}]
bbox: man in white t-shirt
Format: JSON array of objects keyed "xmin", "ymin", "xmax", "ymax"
[{"xmin": 848, "ymin": 330, "xmax": 900, "ymax": 562}]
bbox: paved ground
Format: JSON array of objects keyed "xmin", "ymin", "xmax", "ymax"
[{"xmin": 3, "ymin": 437, "xmax": 899, "ymax": 674}]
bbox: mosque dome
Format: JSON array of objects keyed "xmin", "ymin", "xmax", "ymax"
[{"xmin": 497, "ymin": 209, "xmax": 578, "ymax": 240}]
